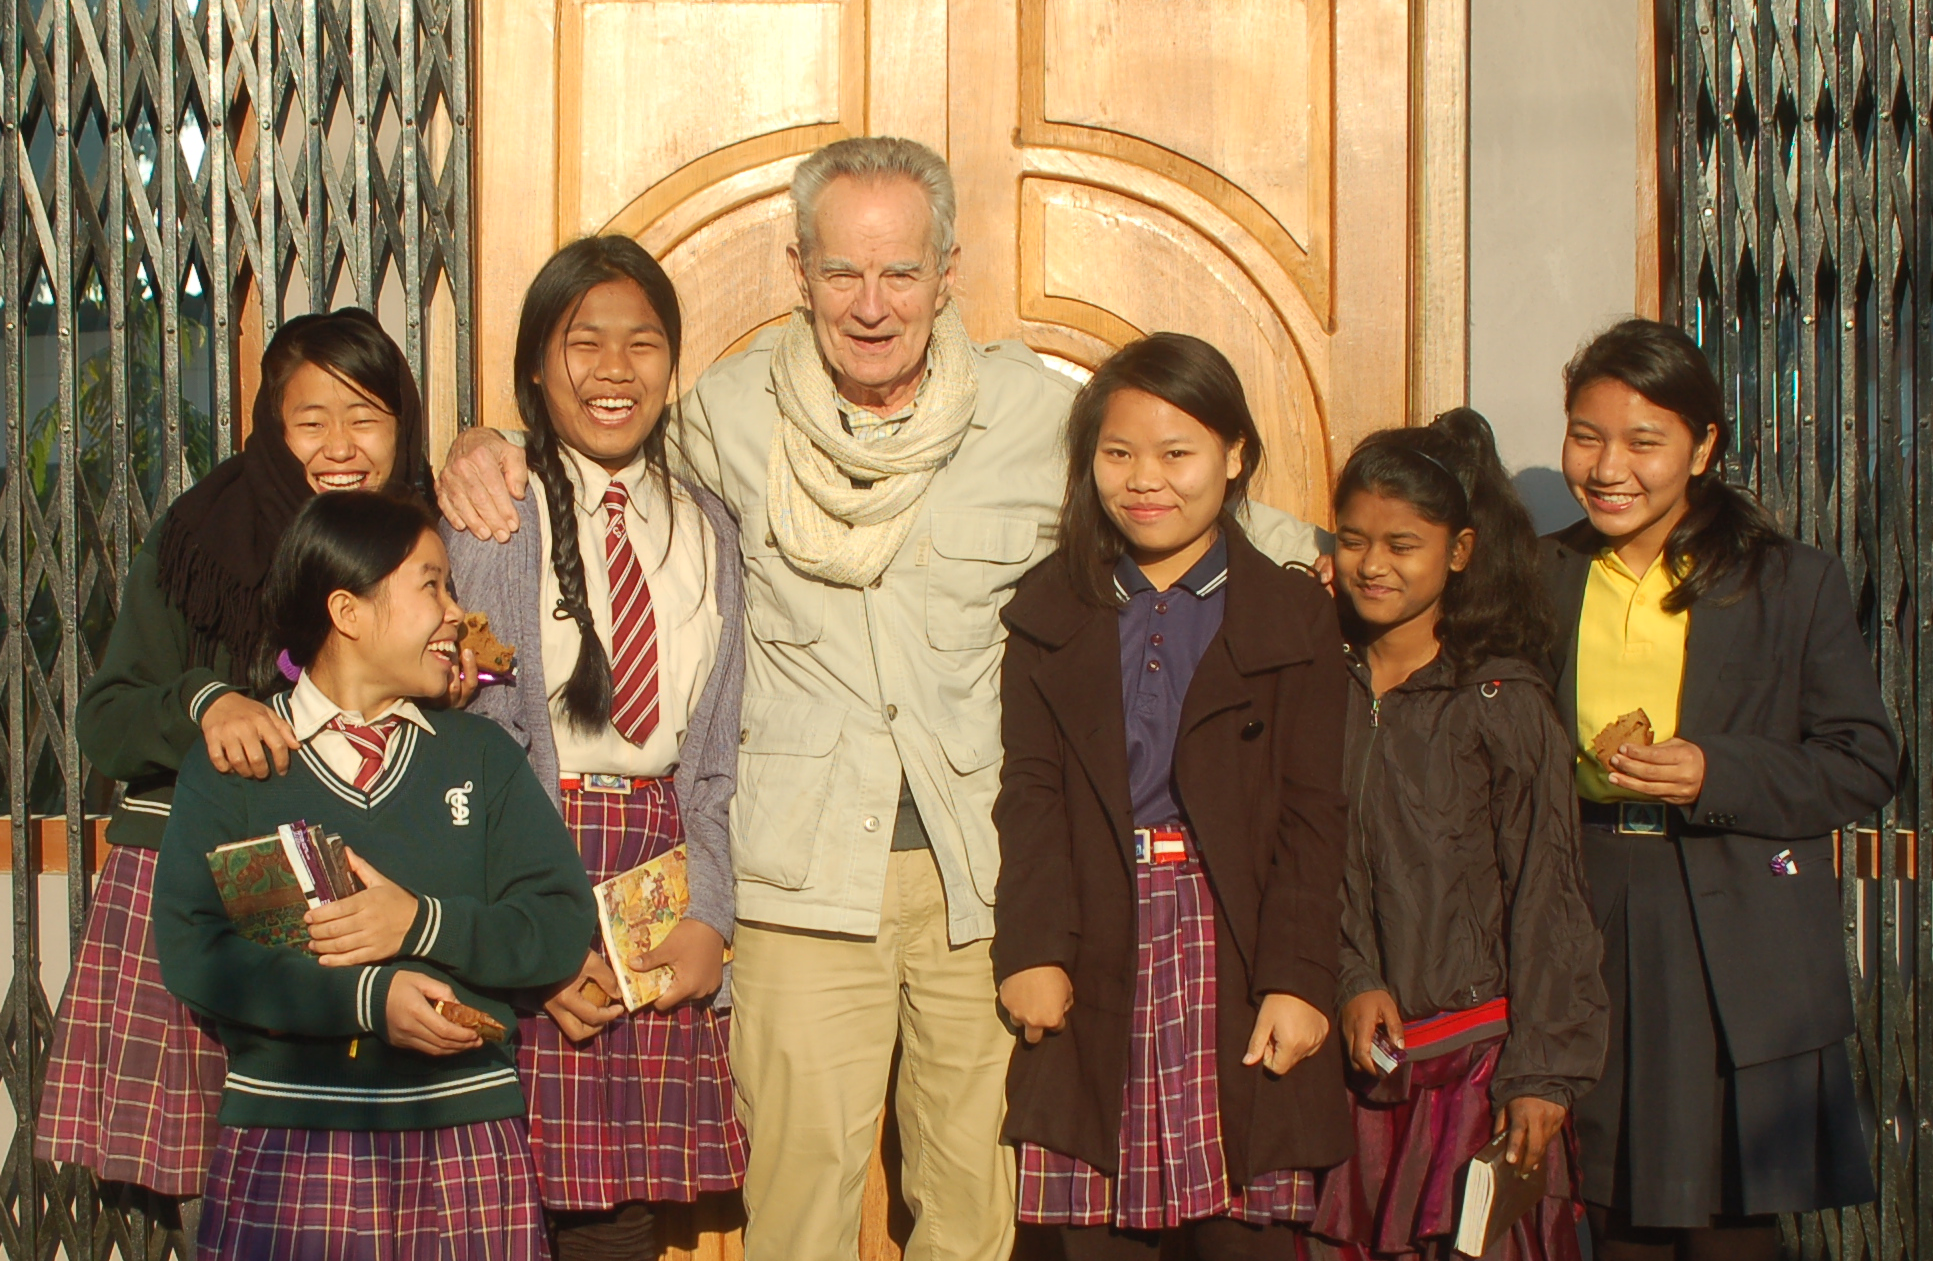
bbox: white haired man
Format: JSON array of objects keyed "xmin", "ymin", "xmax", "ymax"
[{"xmin": 438, "ymin": 136, "xmax": 1323, "ymax": 1261}]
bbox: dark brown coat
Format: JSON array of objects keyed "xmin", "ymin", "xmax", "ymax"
[{"xmin": 992, "ymin": 529, "xmax": 1354, "ymax": 1179}]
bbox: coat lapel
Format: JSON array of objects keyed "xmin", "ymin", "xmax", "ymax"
[
  {"xmin": 1546, "ymin": 528, "xmax": 1594, "ymax": 736},
  {"xmin": 1030, "ymin": 609, "xmax": 1139, "ymax": 856},
  {"xmin": 1677, "ymin": 579, "xmax": 1751, "ymax": 737}
]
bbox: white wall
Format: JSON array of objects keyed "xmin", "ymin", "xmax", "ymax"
[{"xmin": 1469, "ymin": 0, "xmax": 1639, "ymax": 531}]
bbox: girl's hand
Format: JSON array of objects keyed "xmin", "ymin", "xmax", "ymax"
[
  {"xmin": 307, "ymin": 848, "xmax": 420, "ymax": 967},
  {"xmin": 1340, "ymin": 989, "xmax": 1403, "ymax": 1075},
  {"xmin": 437, "ymin": 429, "xmax": 528, "ymax": 543},
  {"xmin": 544, "ymin": 950, "xmax": 626, "ymax": 1041},
  {"xmin": 438, "ymin": 646, "xmax": 480, "ymax": 710},
  {"xmin": 1492, "ymin": 1095, "xmax": 1568, "ymax": 1172},
  {"xmin": 1312, "ymin": 553, "xmax": 1336, "ymax": 596},
  {"xmin": 384, "ymin": 971, "xmax": 483, "ymax": 1056},
  {"xmin": 1608, "ymin": 737, "xmax": 1707, "ymax": 806},
  {"xmin": 630, "ymin": 919, "xmax": 726, "ymax": 1011},
  {"xmin": 1244, "ymin": 992, "xmax": 1330, "ymax": 1075},
  {"xmin": 201, "ymin": 691, "xmax": 302, "ymax": 779},
  {"xmin": 999, "ymin": 965, "xmax": 1073, "ymax": 1044}
]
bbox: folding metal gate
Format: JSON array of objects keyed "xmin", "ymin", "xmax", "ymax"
[
  {"xmin": 0, "ymin": 0, "xmax": 470, "ymax": 1252},
  {"xmin": 1670, "ymin": 1, "xmax": 1930, "ymax": 1258}
]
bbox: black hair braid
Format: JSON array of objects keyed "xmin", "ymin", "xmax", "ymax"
[{"xmin": 528, "ymin": 421, "xmax": 614, "ymax": 733}]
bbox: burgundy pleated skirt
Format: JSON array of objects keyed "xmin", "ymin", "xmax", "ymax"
[
  {"xmin": 1311, "ymin": 1037, "xmax": 1584, "ymax": 1261},
  {"xmin": 518, "ymin": 779, "xmax": 747, "ymax": 1210},
  {"xmin": 36, "ymin": 844, "xmax": 228, "ymax": 1196}
]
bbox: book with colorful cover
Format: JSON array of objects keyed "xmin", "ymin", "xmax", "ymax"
[
  {"xmin": 592, "ymin": 845, "xmax": 729, "ymax": 1010},
  {"xmin": 206, "ymin": 821, "xmax": 364, "ymax": 948}
]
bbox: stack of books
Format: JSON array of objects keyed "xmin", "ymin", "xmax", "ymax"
[{"xmin": 205, "ymin": 821, "xmax": 363, "ymax": 948}]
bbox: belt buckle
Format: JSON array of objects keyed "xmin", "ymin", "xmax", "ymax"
[
  {"xmin": 583, "ymin": 773, "xmax": 632, "ymax": 794},
  {"xmin": 1133, "ymin": 827, "xmax": 1189, "ymax": 864},
  {"xmin": 1618, "ymin": 802, "xmax": 1668, "ymax": 835}
]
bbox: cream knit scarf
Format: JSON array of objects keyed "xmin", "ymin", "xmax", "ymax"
[{"xmin": 766, "ymin": 304, "xmax": 979, "ymax": 587}]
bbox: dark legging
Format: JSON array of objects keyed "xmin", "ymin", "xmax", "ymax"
[
  {"xmin": 548, "ymin": 1201, "xmax": 655, "ymax": 1261},
  {"xmin": 1061, "ymin": 1217, "xmax": 1301, "ymax": 1260},
  {"xmin": 1588, "ymin": 1204, "xmax": 1780, "ymax": 1261}
]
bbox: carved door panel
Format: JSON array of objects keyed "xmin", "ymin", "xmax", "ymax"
[{"xmin": 476, "ymin": 0, "xmax": 1460, "ymax": 525}]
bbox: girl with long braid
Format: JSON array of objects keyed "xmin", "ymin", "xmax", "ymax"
[{"xmin": 445, "ymin": 236, "xmax": 747, "ymax": 1259}]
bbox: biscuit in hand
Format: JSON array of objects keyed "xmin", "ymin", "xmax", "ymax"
[
  {"xmin": 458, "ymin": 611, "xmax": 517, "ymax": 673},
  {"xmin": 1592, "ymin": 708, "xmax": 1654, "ymax": 769}
]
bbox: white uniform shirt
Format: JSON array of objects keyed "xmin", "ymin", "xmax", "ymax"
[
  {"xmin": 530, "ymin": 443, "xmax": 722, "ymax": 779},
  {"xmin": 288, "ymin": 671, "xmax": 436, "ymax": 781}
]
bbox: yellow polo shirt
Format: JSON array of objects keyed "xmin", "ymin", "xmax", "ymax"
[{"xmin": 1575, "ymin": 549, "xmax": 1689, "ymax": 802}]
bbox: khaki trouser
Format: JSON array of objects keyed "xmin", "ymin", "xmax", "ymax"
[{"xmin": 731, "ymin": 850, "xmax": 1017, "ymax": 1261}]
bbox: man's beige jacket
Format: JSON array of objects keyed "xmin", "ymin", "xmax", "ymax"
[{"xmin": 677, "ymin": 326, "xmax": 1320, "ymax": 944}]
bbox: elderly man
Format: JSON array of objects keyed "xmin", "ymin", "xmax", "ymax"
[{"xmin": 440, "ymin": 136, "xmax": 1321, "ymax": 1261}]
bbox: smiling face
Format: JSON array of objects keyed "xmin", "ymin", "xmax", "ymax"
[
  {"xmin": 1333, "ymin": 488, "xmax": 1473, "ymax": 637},
  {"xmin": 1562, "ymin": 377, "xmax": 1716, "ymax": 567},
  {"xmin": 332, "ymin": 529, "xmax": 463, "ymax": 703},
  {"xmin": 1093, "ymin": 388, "xmax": 1243, "ymax": 583},
  {"xmin": 789, "ymin": 174, "xmax": 956, "ymax": 414},
  {"xmin": 281, "ymin": 360, "xmax": 400, "ymax": 493},
  {"xmin": 538, "ymin": 277, "xmax": 673, "ymax": 472}
]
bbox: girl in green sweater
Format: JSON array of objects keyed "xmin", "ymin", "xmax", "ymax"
[
  {"xmin": 38, "ymin": 310, "xmax": 450, "ymax": 1215},
  {"xmin": 154, "ymin": 490, "xmax": 596, "ymax": 1259}
]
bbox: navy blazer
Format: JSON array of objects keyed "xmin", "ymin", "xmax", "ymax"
[{"xmin": 1539, "ymin": 523, "xmax": 1897, "ymax": 1067}]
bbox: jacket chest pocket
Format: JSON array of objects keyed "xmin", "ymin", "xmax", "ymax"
[
  {"xmin": 741, "ymin": 518, "xmax": 826, "ymax": 646},
  {"xmin": 925, "ymin": 511, "xmax": 1039, "ymax": 651}
]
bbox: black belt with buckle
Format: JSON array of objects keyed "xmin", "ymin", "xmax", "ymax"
[{"xmin": 1579, "ymin": 799, "xmax": 1673, "ymax": 836}]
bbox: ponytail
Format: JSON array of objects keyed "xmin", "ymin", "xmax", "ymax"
[
  {"xmin": 1563, "ymin": 318, "xmax": 1786, "ymax": 610},
  {"xmin": 1333, "ymin": 408, "xmax": 1556, "ymax": 676},
  {"xmin": 511, "ymin": 235, "xmax": 684, "ymax": 734}
]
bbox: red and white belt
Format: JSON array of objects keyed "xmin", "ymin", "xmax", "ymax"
[
  {"xmin": 1132, "ymin": 825, "xmax": 1191, "ymax": 865},
  {"xmin": 559, "ymin": 773, "xmax": 664, "ymax": 794}
]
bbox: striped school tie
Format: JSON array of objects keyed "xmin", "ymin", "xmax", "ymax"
[
  {"xmin": 601, "ymin": 482, "xmax": 661, "ymax": 745},
  {"xmin": 327, "ymin": 715, "xmax": 403, "ymax": 791}
]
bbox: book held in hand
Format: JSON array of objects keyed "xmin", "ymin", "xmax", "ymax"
[
  {"xmin": 1454, "ymin": 1134, "xmax": 1546, "ymax": 1257},
  {"xmin": 205, "ymin": 821, "xmax": 364, "ymax": 948},
  {"xmin": 591, "ymin": 845, "xmax": 731, "ymax": 1010}
]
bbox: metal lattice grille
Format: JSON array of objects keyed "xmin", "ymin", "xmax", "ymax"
[
  {"xmin": 1672, "ymin": 0, "xmax": 1929, "ymax": 1257},
  {"xmin": 0, "ymin": 0, "xmax": 470, "ymax": 1251}
]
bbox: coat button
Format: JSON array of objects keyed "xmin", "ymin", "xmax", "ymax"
[
  {"xmin": 740, "ymin": 727, "xmax": 750, "ymax": 745},
  {"xmin": 1241, "ymin": 720, "xmax": 1264, "ymax": 740},
  {"xmin": 765, "ymin": 532, "xmax": 777, "ymax": 548},
  {"xmin": 862, "ymin": 815, "xmax": 880, "ymax": 832},
  {"xmin": 885, "ymin": 704, "xmax": 898, "ymax": 720}
]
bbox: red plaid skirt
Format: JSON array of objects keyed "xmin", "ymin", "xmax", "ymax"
[
  {"xmin": 1017, "ymin": 851, "xmax": 1317, "ymax": 1230},
  {"xmin": 519, "ymin": 779, "xmax": 747, "ymax": 1210},
  {"xmin": 35, "ymin": 844, "xmax": 227, "ymax": 1195},
  {"xmin": 198, "ymin": 1118, "xmax": 548, "ymax": 1259},
  {"xmin": 1311, "ymin": 1037, "xmax": 1584, "ymax": 1261}
]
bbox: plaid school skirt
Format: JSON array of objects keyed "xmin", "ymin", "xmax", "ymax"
[
  {"xmin": 1016, "ymin": 848, "xmax": 1317, "ymax": 1231},
  {"xmin": 198, "ymin": 1118, "xmax": 548, "ymax": 1259},
  {"xmin": 36, "ymin": 844, "xmax": 227, "ymax": 1196},
  {"xmin": 1311, "ymin": 1036, "xmax": 1584, "ymax": 1261},
  {"xmin": 519, "ymin": 779, "xmax": 747, "ymax": 1210}
]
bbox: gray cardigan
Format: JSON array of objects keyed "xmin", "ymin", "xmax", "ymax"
[{"xmin": 442, "ymin": 478, "xmax": 744, "ymax": 977}]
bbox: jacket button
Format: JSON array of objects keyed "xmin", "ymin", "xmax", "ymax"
[
  {"xmin": 765, "ymin": 532, "xmax": 777, "ymax": 548},
  {"xmin": 740, "ymin": 728, "xmax": 750, "ymax": 745},
  {"xmin": 1241, "ymin": 720, "xmax": 1264, "ymax": 740},
  {"xmin": 862, "ymin": 816, "xmax": 880, "ymax": 832},
  {"xmin": 885, "ymin": 704, "xmax": 898, "ymax": 720}
]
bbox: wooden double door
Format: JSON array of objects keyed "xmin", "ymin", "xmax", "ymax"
[
  {"xmin": 474, "ymin": 1, "xmax": 1464, "ymax": 1255},
  {"xmin": 475, "ymin": 0, "xmax": 1467, "ymax": 526}
]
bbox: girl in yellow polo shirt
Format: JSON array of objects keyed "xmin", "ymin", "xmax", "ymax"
[{"xmin": 1541, "ymin": 319, "xmax": 1896, "ymax": 1261}]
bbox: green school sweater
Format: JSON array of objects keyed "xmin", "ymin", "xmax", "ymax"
[
  {"xmin": 153, "ymin": 699, "xmax": 597, "ymax": 1131},
  {"xmin": 79, "ymin": 517, "xmax": 243, "ymax": 848}
]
